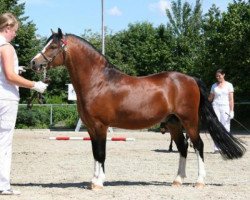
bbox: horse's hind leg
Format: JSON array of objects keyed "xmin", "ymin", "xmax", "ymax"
[
  {"xmin": 168, "ymin": 138, "xmax": 173, "ymax": 152},
  {"xmin": 192, "ymin": 136, "xmax": 205, "ymax": 188},
  {"xmin": 166, "ymin": 116, "xmax": 188, "ymax": 186},
  {"xmin": 182, "ymin": 119, "xmax": 206, "ymax": 188},
  {"xmin": 160, "ymin": 120, "xmax": 173, "ymax": 151},
  {"xmin": 160, "ymin": 121, "xmax": 167, "ymax": 134}
]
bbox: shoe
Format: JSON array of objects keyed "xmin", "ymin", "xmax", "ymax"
[{"xmin": 0, "ymin": 189, "xmax": 21, "ymax": 195}]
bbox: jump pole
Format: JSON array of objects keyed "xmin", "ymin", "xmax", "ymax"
[{"xmin": 49, "ymin": 136, "xmax": 135, "ymax": 141}]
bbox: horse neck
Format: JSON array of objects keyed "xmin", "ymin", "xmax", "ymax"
[{"xmin": 64, "ymin": 37, "xmax": 107, "ymax": 91}]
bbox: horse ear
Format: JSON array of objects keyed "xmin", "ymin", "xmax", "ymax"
[
  {"xmin": 58, "ymin": 28, "xmax": 63, "ymax": 39},
  {"xmin": 51, "ymin": 29, "xmax": 55, "ymax": 34}
]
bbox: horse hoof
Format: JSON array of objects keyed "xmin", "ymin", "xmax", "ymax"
[
  {"xmin": 195, "ymin": 182, "xmax": 205, "ymax": 189},
  {"xmin": 172, "ymin": 181, "xmax": 182, "ymax": 187},
  {"xmin": 88, "ymin": 183, "xmax": 104, "ymax": 190}
]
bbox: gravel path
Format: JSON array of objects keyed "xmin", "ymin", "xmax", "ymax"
[{"xmin": 7, "ymin": 129, "xmax": 250, "ymax": 200}]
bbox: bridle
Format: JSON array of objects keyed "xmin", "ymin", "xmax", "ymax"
[
  {"xmin": 38, "ymin": 37, "xmax": 67, "ymax": 82},
  {"xmin": 39, "ymin": 38, "xmax": 68, "ymax": 70},
  {"xmin": 27, "ymin": 37, "xmax": 67, "ymax": 109}
]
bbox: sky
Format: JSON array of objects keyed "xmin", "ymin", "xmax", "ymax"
[{"xmin": 21, "ymin": 0, "xmax": 234, "ymax": 37}]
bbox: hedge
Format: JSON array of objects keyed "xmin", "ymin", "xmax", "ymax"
[{"xmin": 16, "ymin": 104, "xmax": 79, "ymax": 129}]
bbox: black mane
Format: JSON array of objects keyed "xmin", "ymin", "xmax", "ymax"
[
  {"xmin": 66, "ymin": 34, "xmax": 103, "ymax": 55},
  {"xmin": 46, "ymin": 32, "xmax": 119, "ymax": 70},
  {"xmin": 66, "ymin": 34, "xmax": 118, "ymax": 70}
]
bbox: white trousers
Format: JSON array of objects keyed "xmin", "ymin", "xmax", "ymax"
[
  {"xmin": 0, "ymin": 100, "xmax": 18, "ymax": 191},
  {"xmin": 212, "ymin": 104, "xmax": 231, "ymax": 151},
  {"xmin": 212, "ymin": 104, "xmax": 231, "ymax": 132}
]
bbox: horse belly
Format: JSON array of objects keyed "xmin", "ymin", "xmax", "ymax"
[
  {"xmin": 113, "ymin": 117, "xmax": 163, "ymax": 130},
  {"xmin": 111, "ymin": 99, "xmax": 168, "ymax": 129}
]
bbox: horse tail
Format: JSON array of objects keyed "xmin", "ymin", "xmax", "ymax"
[{"xmin": 195, "ymin": 78, "xmax": 246, "ymax": 159}]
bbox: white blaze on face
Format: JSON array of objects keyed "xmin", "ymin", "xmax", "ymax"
[{"xmin": 32, "ymin": 39, "xmax": 53, "ymax": 60}]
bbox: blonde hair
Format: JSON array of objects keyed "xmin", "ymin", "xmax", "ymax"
[{"xmin": 0, "ymin": 12, "xmax": 19, "ymax": 31}]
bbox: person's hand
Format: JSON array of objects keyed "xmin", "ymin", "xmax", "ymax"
[
  {"xmin": 229, "ymin": 111, "xmax": 234, "ymax": 119},
  {"xmin": 32, "ymin": 81, "xmax": 48, "ymax": 93}
]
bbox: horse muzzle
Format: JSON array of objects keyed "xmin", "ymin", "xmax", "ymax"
[{"xmin": 30, "ymin": 59, "xmax": 48, "ymax": 73}]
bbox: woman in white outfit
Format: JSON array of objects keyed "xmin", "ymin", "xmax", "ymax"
[
  {"xmin": 0, "ymin": 12, "xmax": 48, "ymax": 195},
  {"xmin": 208, "ymin": 69, "xmax": 234, "ymax": 152}
]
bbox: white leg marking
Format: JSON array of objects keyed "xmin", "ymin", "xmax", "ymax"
[
  {"xmin": 174, "ymin": 155, "xmax": 187, "ymax": 184},
  {"xmin": 91, "ymin": 160, "xmax": 99, "ymax": 184},
  {"xmin": 91, "ymin": 160, "xmax": 105, "ymax": 187},
  {"xmin": 196, "ymin": 151, "xmax": 206, "ymax": 184}
]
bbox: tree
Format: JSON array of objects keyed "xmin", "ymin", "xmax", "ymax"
[
  {"xmin": 165, "ymin": 0, "xmax": 203, "ymax": 75},
  {"xmin": 202, "ymin": 0, "xmax": 250, "ymax": 101},
  {"xmin": 81, "ymin": 29, "xmax": 102, "ymax": 50},
  {"xmin": 200, "ymin": 4, "xmax": 223, "ymax": 83},
  {"xmin": 219, "ymin": 0, "xmax": 250, "ymax": 101},
  {"xmin": 0, "ymin": 0, "xmax": 41, "ymax": 103},
  {"xmin": 105, "ymin": 22, "xmax": 173, "ymax": 76}
]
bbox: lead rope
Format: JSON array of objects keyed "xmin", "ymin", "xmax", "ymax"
[
  {"xmin": 27, "ymin": 67, "xmax": 50, "ymax": 109},
  {"xmin": 37, "ymin": 67, "xmax": 48, "ymax": 104}
]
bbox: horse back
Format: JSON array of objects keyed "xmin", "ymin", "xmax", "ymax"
[
  {"xmin": 84, "ymin": 70, "xmax": 200, "ymax": 129},
  {"xmin": 143, "ymin": 71, "xmax": 200, "ymax": 112}
]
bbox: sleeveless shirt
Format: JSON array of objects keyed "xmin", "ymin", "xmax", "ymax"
[
  {"xmin": 210, "ymin": 81, "xmax": 234, "ymax": 106},
  {"xmin": 0, "ymin": 35, "xmax": 20, "ymax": 101}
]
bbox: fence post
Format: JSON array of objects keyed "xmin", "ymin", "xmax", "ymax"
[{"xmin": 50, "ymin": 104, "xmax": 53, "ymax": 126}]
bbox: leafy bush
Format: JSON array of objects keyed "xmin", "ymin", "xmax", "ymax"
[
  {"xmin": 51, "ymin": 105, "xmax": 78, "ymax": 128},
  {"xmin": 16, "ymin": 106, "xmax": 50, "ymax": 128},
  {"xmin": 16, "ymin": 104, "xmax": 79, "ymax": 129}
]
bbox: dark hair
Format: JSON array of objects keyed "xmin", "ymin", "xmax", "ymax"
[{"xmin": 216, "ymin": 69, "xmax": 225, "ymax": 75}]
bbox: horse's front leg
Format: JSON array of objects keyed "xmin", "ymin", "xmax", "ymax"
[{"xmin": 89, "ymin": 127, "xmax": 107, "ymax": 190}]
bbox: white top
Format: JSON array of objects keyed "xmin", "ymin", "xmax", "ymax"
[
  {"xmin": 0, "ymin": 35, "xmax": 19, "ymax": 101},
  {"xmin": 210, "ymin": 81, "xmax": 234, "ymax": 106}
]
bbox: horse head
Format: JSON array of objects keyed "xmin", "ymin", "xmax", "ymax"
[{"xmin": 31, "ymin": 28, "xmax": 67, "ymax": 72}]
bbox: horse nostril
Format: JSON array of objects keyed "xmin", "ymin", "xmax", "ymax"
[{"xmin": 30, "ymin": 60, "xmax": 36, "ymax": 69}]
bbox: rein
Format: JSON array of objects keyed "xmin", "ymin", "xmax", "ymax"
[{"xmin": 40, "ymin": 38, "xmax": 67, "ymax": 70}]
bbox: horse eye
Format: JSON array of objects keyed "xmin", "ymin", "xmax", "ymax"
[{"xmin": 50, "ymin": 44, "xmax": 58, "ymax": 49}]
